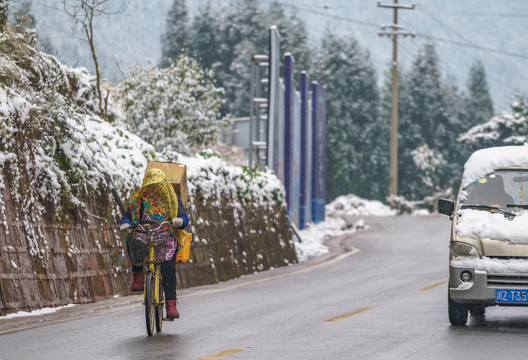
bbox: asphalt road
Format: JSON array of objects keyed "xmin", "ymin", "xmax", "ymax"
[{"xmin": 3, "ymin": 215, "xmax": 528, "ymax": 360}]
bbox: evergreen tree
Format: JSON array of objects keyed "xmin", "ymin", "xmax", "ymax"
[
  {"xmin": 312, "ymin": 29, "xmax": 386, "ymax": 201},
  {"xmin": 188, "ymin": 1, "xmax": 220, "ymax": 71},
  {"xmin": 215, "ymin": 0, "xmax": 267, "ymax": 116},
  {"xmin": 265, "ymin": 1, "xmax": 311, "ymax": 73},
  {"xmin": 160, "ymin": 0, "xmax": 189, "ymax": 68},
  {"xmin": 465, "ymin": 59, "xmax": 494, "ymax": 130},
  {"xmin": 0, "ymin": 0, "xmax": 8, "ymax": 28},
  {"xmin": 397, "ymin": 43, "xmax": 465, "ymax": 199}
]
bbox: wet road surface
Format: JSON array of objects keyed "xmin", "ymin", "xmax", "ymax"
[{"xmin": 3, "ymin": 216, "xmax": 528, "ymax": 359}]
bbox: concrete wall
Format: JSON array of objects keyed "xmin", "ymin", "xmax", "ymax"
[{"xmin": 0, "ymin": 174, "xmax": 297, "ymax": 315}]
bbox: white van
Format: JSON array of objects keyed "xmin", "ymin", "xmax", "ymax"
[{"xmin": 439, "ymin": 145, "xmax": 528, "ymax": 326}]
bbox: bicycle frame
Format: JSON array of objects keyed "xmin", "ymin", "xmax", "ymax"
[{"xmin": 135, "ymin": 221, "xmax": 169, "ymax": 335}]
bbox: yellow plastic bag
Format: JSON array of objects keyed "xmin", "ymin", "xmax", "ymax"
[{"xmin": 176, "ymin": 233, "xmax": 192, "ymax": 263}]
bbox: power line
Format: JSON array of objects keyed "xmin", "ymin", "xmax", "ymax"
[
  {"xmin": 260, "ymin": 0, "xmax": 380, "ymax": 28},
  {"xmin": 424, "ymin": 12, "xmax": 476, "ymax": 48},
  {"xmin": 417, "ymin": 6, "xmax": 528, "ymax": 18},
  {"xmin": 259, "ymin": 0, "xmax": 528, "ymax": 62},
  {"xmin": 417, "ymin": 34, "xmax": 528, "ymax": 61}
]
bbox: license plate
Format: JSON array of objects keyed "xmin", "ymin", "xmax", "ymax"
[{"xmin": 496, "ymin": 289, "xmax": 528, "ymax": 303}]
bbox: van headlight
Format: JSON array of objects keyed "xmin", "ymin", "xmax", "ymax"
[{"xmin": 451, "ymin": 242, "xmax": 479, "ymax": 258}]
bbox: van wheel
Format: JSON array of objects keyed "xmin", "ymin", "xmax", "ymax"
[{"xmin": 448, "ymin": 294, "xmax": 468, "ymax": 326}]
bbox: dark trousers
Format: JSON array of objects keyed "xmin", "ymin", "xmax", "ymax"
[{"xmin": 132, "ymin": 252, "xmax": 177, "ymax": 300}]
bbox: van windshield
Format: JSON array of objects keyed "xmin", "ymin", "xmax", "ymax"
[{"xmin": 462, "ymin": 169, "xmax": 528, "ymax": 209}]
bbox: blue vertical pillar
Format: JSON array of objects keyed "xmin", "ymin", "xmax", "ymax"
[
  {"xmin": 311, "ymin": 82, "xmax": 326, "ymax": 223},
  {"xmin": 299, "ymin": 72, "xmax": 309, "ymax": 229},
  {"xmin": 284, "ymin": 54, "xmax": 294, "ymax": 216}
]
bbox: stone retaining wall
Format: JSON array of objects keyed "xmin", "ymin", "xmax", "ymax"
[{"xmin": 0, "ymin": 174, "xmax": 297, "ymax": 315}]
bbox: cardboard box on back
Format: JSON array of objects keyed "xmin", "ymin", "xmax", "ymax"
[{"xmin": 145, "ymin": 161, "xmax": 188, "ymax": 207}]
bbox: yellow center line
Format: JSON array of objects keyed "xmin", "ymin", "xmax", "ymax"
[
  {"xmin": 419, "ymin": 281, "xmax": 448, "ymax": 292},
  {"xmin": 324, "ymin": 307, "xmax": 375, "ymax": 322},
  {"xmin": 196, "ymin": 349, "xmax": 245, "ymax": 360}
]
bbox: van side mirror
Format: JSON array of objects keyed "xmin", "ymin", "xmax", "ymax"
[{"xmin": 438, "ymin": 198, "xmax": 455, "ymax": 217}]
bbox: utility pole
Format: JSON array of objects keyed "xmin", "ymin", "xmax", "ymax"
[{"xmin": 377, "ymin": 0, "xmax": 415, "ymax": 196}]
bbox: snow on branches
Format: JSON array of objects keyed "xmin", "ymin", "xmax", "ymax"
[
  {"xmin": 458, "ymin": 94, "xmax": 528, "ymax": 148},
  {"xmin": 117, "ymin": 56, "xmax": 231, "ymax": 155}
]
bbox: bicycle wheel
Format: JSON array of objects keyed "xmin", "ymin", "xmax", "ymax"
[
  {"xmin": 145, "ymin": 271, "xmax": 155, "ymax": 336},
  {"xmin": 155, "ymin": 274, "xmax": 164, "ymax": 332}
]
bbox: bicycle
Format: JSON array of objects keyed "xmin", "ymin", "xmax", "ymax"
[{"xmin": 128, "ymin": 221, "xmax": 171, "ymax": 336}]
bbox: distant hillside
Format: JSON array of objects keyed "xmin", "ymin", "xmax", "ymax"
[{"xmin": 22, "ymin": 0, "xmax": 528, "ymax": 112}]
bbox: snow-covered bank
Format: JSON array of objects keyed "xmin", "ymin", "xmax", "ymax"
[
  {"xmin": 0, "ymin": 28, "xmax": 285, "ymax": 231},
  {"xmin": 295, "ymin": 195, "xmax": 395, "ymax": 262}
]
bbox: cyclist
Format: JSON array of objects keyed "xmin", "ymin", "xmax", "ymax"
[{"xmin": 119, "ymin": 168, "xmax": 189, "ymax": 319}]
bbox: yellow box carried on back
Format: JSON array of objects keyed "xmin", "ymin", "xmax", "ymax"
[{"xmin": 145, "ymin": 161, "xmax": 188, "ymax": 207}]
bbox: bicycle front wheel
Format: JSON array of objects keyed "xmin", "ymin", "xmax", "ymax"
[
  {"xmin": 155, "ymin": 274, "xmax": 164, "ymax": 333},
  {"xmin": 145, "ymin": 271, "xmax": 155, "ymax": 336}
]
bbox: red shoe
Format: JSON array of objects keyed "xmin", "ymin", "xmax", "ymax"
[
  {"xmin": 131, "ymin": 271, "xmax": 144, "ymax": 292},
  {"xmin": 166, "ymin": 300, "xmax": 179, "ymax": 319}
]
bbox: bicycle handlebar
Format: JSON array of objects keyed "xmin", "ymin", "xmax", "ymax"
[{"xmin": 133, "ymin": 221, "xmax": 171, "ymax": 233}]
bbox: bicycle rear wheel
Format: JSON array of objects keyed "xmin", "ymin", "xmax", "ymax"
[
  {"xmin": 145, "ymin": 271, "xmax": 155, "ymax": 336},
  {"xmin": 155, "ymin": 274, "xmax": 164, "ymax": 332}
]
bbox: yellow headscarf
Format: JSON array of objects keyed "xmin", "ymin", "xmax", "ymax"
[
  {"xmin": 132, "ymin": 168, "xmax": 178, "ymax": 219},
  {"xmin": 128, "ymin": 168, "xmax": 187, "ymax": 239}
]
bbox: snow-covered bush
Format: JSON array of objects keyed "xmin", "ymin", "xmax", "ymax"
[
  {"xmin": 386, "ymin": 195, "xmax": 417, "ymax": 215},
  {"xmin": 117, "ymin": 56, "xmax": 231, "ymax": 155},
  {"xmin": 326, "ymin": 194, "xmax": 396, "ymax": 217}
]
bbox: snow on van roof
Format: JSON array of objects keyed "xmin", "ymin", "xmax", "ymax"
[{"xmin": 461, "ymin": 145, "xmax": 528, "ymax": 188}]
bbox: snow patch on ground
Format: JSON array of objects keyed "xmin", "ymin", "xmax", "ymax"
[
  {"xmin": 326, "ymin": 194, "xmax": 397, "ymax": 217},
  {"xmin": 0, "ymin": 304, "xmax": 76, "ymax": 319},
  {"xmin": 295, "ymin": 195, "xmax": 394, "ymax": 262}
]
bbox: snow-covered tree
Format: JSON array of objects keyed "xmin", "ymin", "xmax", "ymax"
[
  {"xmin": 117, "ymin": 56, "xmax": 231, "ymax": 155},
  {"xmin": 312, "ymin": 29, "xmax": 386, "ymax": 201},
  {"xmin": 458, "ymin": 94, "xmax": 528, "ymax": 148},
  {"xmin": 411, "ymin": 144, "xmax": 446, "ymax": 192},
  {"xmin": 160, "ymin": 0, "xmax": 189, "ymax": 68},
  {"xmin": 0, "ymin": 0, "xmax": 9, "ymax": 28}
]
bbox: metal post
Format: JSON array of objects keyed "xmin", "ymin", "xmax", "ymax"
[{"xmin": 249, "ymin": 58, "xmax": 256, "ymax": 169}]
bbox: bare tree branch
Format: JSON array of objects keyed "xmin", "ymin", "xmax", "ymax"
[{"xmin": 62, "ymin": 0, "xmax": 129, "ymax": 120}]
